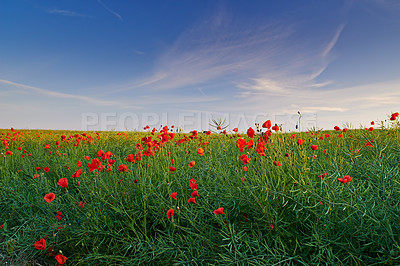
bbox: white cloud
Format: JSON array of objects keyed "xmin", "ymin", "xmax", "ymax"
[
  {"xmin": 46, "ymin": 8, "xmax": 92, "ymax": 18},
  {"xmin": 97, "ymin": 0, "xmax": 122, "ymax": 21}
]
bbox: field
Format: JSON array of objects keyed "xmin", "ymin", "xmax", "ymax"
[{"xmin": 1, "ymin": 115, "xmax": 400, "ymax": 265}]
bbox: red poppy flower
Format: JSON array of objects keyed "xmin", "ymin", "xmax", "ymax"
[
  {"xmin": 206, "ymin": 131, "xmax": 211, "ymax": 135},
  {"xmin": 334, "ymin": 126, "xmax": 341, "ymax": 131},
  {"xmin": 44, "ymin": 144, "xmax": 50, "ymax": 149},
  {"xmin": 233, "ymin": 128, "xmax": 238, "ymax": 132},
  {"xmin": 243, "ymin": 166, "xmax": 248, "ymax": 171},
  {"xmin": 35, "ymin": 167, "xmax": 41, "ymax": 171},
  {"xmin": 197, "ymin": 148, "xmax": 204, "ymax": 156},
  {"xmin": 166, "ymin": 209, "xmax": 174, "ymax": 219},
  {"xmin": 79, "ymin": 201, "xmax": 85, "ymax": 208},
  {"xmin": 87, "ymin": 158, "xmax": 102, "ymax": 172},
  {"xmin": 318, "ymin": 172, "xmax": 328, "ymax": 179},
  {"xmin": 338, "ymin": 134, "xmax": 343, "ymax": 138},
  {"xmin": 44, "ymin": 193, "xmax": 55, "ymax": 203},
  {"xmin": 57, "ymin": 178, "xmax": 68, "ymax": 188},
  {"xmin": 55, "ymin": 254, "xmax": 67, "ymax": 265},
  {"xmin": 169, "ymin": 167, "xmax": 176, "ymax": 173},
  {"xmin": 338, "ymin": 175, "xmax": 351, "ymax": 183},
  {"xmin": 126, "ymin": 154, "xmax": 135, "ymax": 163},
  {"xmin": 187, "ymin": 197, "xmax": 197, "ymax": 204},
  {"xmin": 217, "ymin": 126, "xmax": 222, "ymax": 130},
  {"xmin": 247, "ymin": 127, "xmax": 255, "ymax": 138},
  {"xmin": 297, "ymin": 139, "xmax": 305, "ymax": 145},
  {"xmin": 189, "ymin": 179, "xmax": 197, "ymax": 190},
  {"xmin": 56, "ymin": 211, "xmax": 63, "ymax": 220},
  {"xmin": 84, "ymin": 155, "xmax": 90, "ymax": 160},
  {"xmin": 191, "ymin": 190, "xmax": 199, "ymax": 197},
  {"xmin": 5, "ymin": 150, "xmax": 12, "ymax": 155},
  {"xmin": 188, "ymin": 161, "xmax": 195, "ymax": 168},
  {"xmin": 273, "ymin": 161, "xmax": 281, "ymax": 166},
  {"xmin": 170, "ymin": 192, "xmax": 177, "ymax": 200},
  {"xmin": 97, "ymin": 149, "xmax": 105, "ymax": 158},
  {"xmin": 33, "ymin": 174, "xmax": 39, "ymax": 179},
  {"xmin": 240, "ymin": 154, "xmax": 251, "ymax": 164},
  {"xmin": 366, "ymin": 142, "xmax": 373, "ymax": 147},
  {"xmin": 262, "ymin": 120, "xmax": 271, "ymax": 129},
  {"xmin": 271, "ymin": 124, "xmax": 279, "ymax": 131},
  {"xmin": 72, "ymin": 169, "xmax": 82, "ymax": 178},
  {"xmin": 214, "ymin": 207, "xmax": 224, "ymax": 215},
  {"xmin": 34, "ymin": 238, "xmax": 46, "ymax": 250},
  {"xmin": 371, "ymin": 121, "xmax": 375, "ymax": 125},
  {"xmin": 77, "ymin": 161, "xmax": 82, "ymax": 167},
  {"xmin": 118, "ymin": 164, "xmax": 128, "ymax": 172},
  {"xmin": 44, "ymin": 167, "xmax": 50, "ymax": 173},
  {"xmin": 310, "ymin": 145, "xmax": 318, "ymax": 150},
  {"xmin": 390, "ymin": 112, "xmax": 399, "ymax": 121}
]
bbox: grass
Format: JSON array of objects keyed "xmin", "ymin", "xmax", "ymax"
[{"xmin": 1, "ymin": 119, "xmax": 400, "ymax": 265}]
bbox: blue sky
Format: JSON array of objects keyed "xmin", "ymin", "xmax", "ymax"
[{"xmin": 1, "ymin": 0, "xmax": 400, "ymax": 132}]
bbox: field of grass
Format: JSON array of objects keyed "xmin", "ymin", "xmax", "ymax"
[{"xmin": 1, "ymin": 115, "xmax": 400, "ymax": 265}]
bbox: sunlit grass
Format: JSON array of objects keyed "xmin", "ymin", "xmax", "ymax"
[{"xmin": 1, "ymin": 117, "xmax": 400, "ymax": 265}]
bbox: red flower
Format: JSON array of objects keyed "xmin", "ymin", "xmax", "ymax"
[
  {"xmin": 0, "ymin": 224, "xmax": 3, "ymax": 229},
  {"xmin": 57, "ymin": 178, "xmax": 68, "ymax": 188},
  {"xmin": 240, "ymin": 154, "xmax": 251, "ymax": 164},
  {"xmin": 55, "ymin": 254, "xmax": 67, "ymax": 265},
  {"xmin": 33, "ymin": 174, "xmax": 39, "ymax": 179},
  {"xmin": 191, "ymin": 190, "xmax": 199, "ymax": 197},
  {"xmin": 72, "ymin": 169, "xmax": 82, "ymax": 178},
  {"xmin": 271, "ymin": 124, "xmax": 279, "ymax": 131},
  {"xmin": 273, "ymin": 161, "xmax": 281, "ymax": 166},
  {"xmin": 338, "ymin": 175, "xmax": 351, "ymax": 183},
  {"xmin": 170, "ymin": 192, "xmax": 177, "ymax": 200},
  {"xmin": 79, "ymin": 201, "xmax": 85, "ymax": 208},
  {"xmin": 366, "ymin": 142, "xmax": 373, "ymax": 147},
  {"xmin": 390, "ymin": 112, "xmax": 399, "ymax": 121},
  {"xmin": 187, "ymin": 197, "xmax": 197, "ymax": 204},
  {"xmin": 247, "ymin": 127, "xmax": 255, "ymax": 138},
  {"xmin": 5, "ymin": 150, "xmax": 12, "ymax": 155},
  {"xmin": 334, "ymin": 126, "xmax": 341, "ymax": 131},
  {"xmin": 56, "ymin": 211, "xmax": 63, "ymax": 221},
  {"xmin": 310, "ymin": 145, "xmax": 318, "ymax": 150},
  {"xmin": 77, "ymin": 161, "xmax": 82, "ymax": 167},
  {"xmin": 97, "ymin": 149, "xmax": 105, "ymax": 158},
  {"xmin": 118, "ymin": 164, "xmax": 128, "ymax": 172},
  {"xmin": 325, "ymin": 134, "xmax": 331, "ymax": 138},
  {"xmin": 166, "ymin": 209, "xmax": 174, "ymax": 219},
  {"xmin": 338, "ymin": 134, "xmax": 343, "ymax": 138},
  {"xmin": 169, "ymin": 166, "xmax": 176, "ymax": 173},
  {"xmin": 87, "ymin": 158, "xmax": 102, "ymax": 172},
  {"xmin": 233, "ymin": 128, "xmax": 238, "ymax": 132},
  {"xmin": 44, "ymin": 167, "xmax": 50, "ymax": 173},
  {"xmin": 297, "ymin": 139, "xmax": 305, "ymax": 145},
  {"xmin": 262, "ymin": 120, "xmax": 271, "ymax": 129},
  {"xmin": 44, "ymin": 193, "xmax": 55, "ymax": 203},
  {"xmin": 34, "ymin": 238, "xmax": 46, "ymax": 250},
  {"xmin": 188, "ymin": 161, "xmax": 195, "ymax": 168},
  {"xmin": 189, "ymin": 179, "xmax": 197, "ymax": 190},
  {"xmin": 44, "ymin": 144, "xmax": 50, "ymax": 149},
  {"xmin": 318, "ymin": 172, "xmax": 328, "ymax": 179},
  {"xmin": 214, "ymin": 207, "xmax": 224, "ymax": 215},
  {"xmin": 126, "ymin": 154, "xmax": 135, "ymax": 163},
  {"xmin": 217, "ymin": 126, "xmax": 222, "ymax": 130},
  {"xmin": 371, "ymin": 121, "xmax": 375, "ymax": 125},
  {"xmin": 197, "ymin": 148, "xmax": 204, "ymax": 156},
  {"xmin": 243, "ymin": 166, "xmax": 248, "ymax": 171},
  {"xmin": 35, "ymin": 167, "xmax": 41, "ymax": 171}
]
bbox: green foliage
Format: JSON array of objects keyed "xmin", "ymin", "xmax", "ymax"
[{"xmin": 0, "ymin": 125, "xmax": 400, "ymax": 265}]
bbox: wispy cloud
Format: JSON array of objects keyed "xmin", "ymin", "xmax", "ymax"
[
  {"xmin": 0, "ymin": 79, "xmax": 119, "ymax": 106},
  {"xmin": 46, "ymin": 8, "xmax": 92, "ymax": 18},
  {"xmin": 97, "ymin": 0, "xmax": 122, "ymax": 21}
]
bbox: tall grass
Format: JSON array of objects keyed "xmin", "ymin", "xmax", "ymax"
[{"xmin": 1, "ymin": 122, "xmax": 400, "ymax": 265}]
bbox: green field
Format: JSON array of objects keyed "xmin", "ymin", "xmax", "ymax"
[{"xmin": 1, "ymin": 117, "xmax": 400, "ymax": 265}]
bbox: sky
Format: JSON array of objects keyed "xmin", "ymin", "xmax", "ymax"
[{"xmin": 1, "ymin": 0, "xmax": 400, "ymax": 132}]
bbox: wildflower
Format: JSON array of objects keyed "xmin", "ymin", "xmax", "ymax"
[
  {"xmin": 97, "ymin": 150, "xmax": 105, "ymax": 157},
  {"xmin": 273, "ymin": 161, "xmax": 281, "ymax": 166},
  {"xmin": 366, "ymin": 142, "xmax": 373, "ymax": 147},
  {"xmin": 247, "ymin": 127, "xmax": 255, "ymax": 138},
  {"xmin": 243, "ymin": 166, "xmax": 248, "ymax": 171},
  {"xmin": 55, "ymin": 254, "xmax": 67, "ymax": 265},
  {"xmin": 310, "ymin": 145, "xmax": 318, "ymax": 150},
  {"xmin": 262, "ymin": 120, "xmax": 271, "ymax": 129},
  {"xmin": 214, "ymin": 207, "xmax": 225, "ymax": 215},
  {"xmin": 79, "ymin": 201, "xmax": 85, "ymax": 208},
  {"xmin": 77, "ymin": 161, "xmax": 82, "ymax": 167},
  {"xmin": 170, "ymin": 192, "xmax": 177, "ymax": 200},
  {"xmin": 188, "ymin": 161, "xmax": 195, "ymax": 168},
  {"xmin": 338, "ymin": 175, "xmax": 351, "ymax": 183},
  {"xmin": 191, "ymin": 190, "xmax": 199, "ymax": 197},
  {"xmin": 189, "ymin": 179, "xmax": 197, "ymax": 190},
  {"xmin": 297, "ymin": 139, "xmax": 305, "ymax": 145},
  {"xmin": 233, "ymin": 128, "xmax": 238, "ymax": 132},
  {"xmin": 187, "ymin": 197, "xmax": 197, "ymax": 204},
  {"xmin": 57, "ymin": 178, "xmax": 68, "ymax": 188},
  {"xmin": 334, "ymin": 126, "xmax": 341, "ymax": 131},
  {"xmin": 34, "ymin": 238, "xmax": 46, "ymax": 250},
  {"xmin": 240, "ymin": 154, "xmax": 251, "ymax": 164},
  {"xmin": 169, "ymin": 167, "xmax": 176, "ymax": 173},
  {"xmin": 56, "ymin": 211, "xmax": 63, "ymax": 221},
  {"xmin": 44, "ymin": 193, "xmax": 55, "ymax": 203},
  {"xmin": 390, "ymin": 112, "xmax": 399, "ymax": 120},
  {"xmin": 44, "ymin": 144, "xmax": 50, "ymax": 149},
  {"xmin": 33, "ymin": 174, "xmax": 39, "ymax": 179},
  {"xmin": 126, "ymin": 154, "xmax": 135, "ymax": 163},
  {"xmin": 5, "ymin": 150, "xmax": 12, "ymax": 155},
  {"xmin": 72, "ymin": 169, "xmax": 82, "ymax": 178},
  {"xmin": 197, "ymin": 148, "xmax": 204, "ymax": 156},
  {"xmin": 272, "ymin": 124, "xmax": 279, "ymax": 131},
  {"xmin": 118, "ymin": 164, "xmax": 128, "ymax": 172},
  {"xmin": 35, "ymin": 167, "xmax": 41, "ymax": 171},
  {"xmin": 166, "ymin": 209, "xmax": 174, "ymax": 219},
  {"xmin": 338, "ymin": 134, "xmax": 343, "ymax": 138},
  {"xmin": 318, "ymin": 173, "xmax": 328, "ymax": 179},
  {"xmin": 371, "ymin": 121, "xmax": 375, "ymax": 125}
]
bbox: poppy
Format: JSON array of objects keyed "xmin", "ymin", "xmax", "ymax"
[
  {"xmin": 197, "ymin": 148, "xmax": 204, "ymax": 156},
  {"xmin": 271, "ymin": 124, "xmax": 279, "ymax": 131},
  {"xmin": 189, "ymin": 179, "xmax": 197, "ymax": 190},
  {"xmin": 87, "ymin": 158, "xmax": 102, "ymax": 172},
  {"xmin": 57, "ymin": 178, "xmax": 68, "ymax": 188},
  {"xmin": 169, "ymin": 167, "xmax": 176, "ymax": 173},
  {"xmin": 262, "ymin": 120, "xmax": 271, "ymax": 129},
  {"xmin": 44, "ymin": 193, "xmax": 55, "ymax": 203},
  {"xmin": 338, "ymin": 175, "xmax": 351, "ymax": 183},
  {"xmin": 318, "ymin": 172, "xmax": 328, "ymax": 179},
  {"xmin": 366, "ymin": 142, "xmax": 373, "ymax": 147},
  {"xmin": 35, "ymin": 167, "xmax": 41, "ymax": 171},
  {"xmin": 247, "ymin": 127, "xmax": 255, "ymax": 138},
  {"xmin": 233, "ymin": 128, "xmax": 238, "ymax": 132},
  {"xmin": 240, "ymin": 154, "xmax": 251, "ymax": 164},
  {"xmin": 55, "ymin": 254, "xmax": 67, "ymax": 265},
  {"xmin": 187, "ymin": 197, "xmax": 197, "ymax": 204},
  {"xmin": 338, "ymin": 134, "xmax": 343, "ymax": 138},
  {"xmin": 334, "ymin": 126, "xmax": 341, "ymax": 131},
  {"xmin": 97, "ymin": 150, "xmax": 105, "ymax": 158},
  {"xmin": 297, "ymin": 139, "xmax": 305, "ymax": 145},
  {"xmin": 56, "ymin": 211, "xmax": 63, "ymax": 220},
  {"xmin": 77, "ymin": 161, "xmax": 82, "ymax": 167},
  {"xmin": 170, "ymin": 192, "xmax": 177, "ymax": 200},
  {"xmin": 273, "ymin": 161, "xmax": 281, "ymax": 166},
  {"xmin": 79, "ymin": 201, "xmax": 85, "ymax": 208},
  {"xmin": 34, "ymin": 238, "xmax": 46, "ymax": 250},
  {"xmin": 214, "ymin": 207, "xmax": 224, "ymax": 215},
  {"xmin": 5, "ymin": 150, "xmax": 12, "ymax": 155},
  {"xmin": 166, "ymin": 209, "xmax": 174, "ymax": 219},
  {"xmin": 390, "ymin": 112, "xmax": 399, "ymax": 121},
  {"xmin": 33, "ymin": 174, "xmax": 39, "ymax": 179},
  {"xmin": 126, "ymin": 154, "xmax": 135, "ymax": 163},
  {"xmin": 44, "ymin": 144, "xmax": 50, "ymax": 149},
  {"xmin": 243, "ymin": 166, "xmax": 248, "ymax": 171},
  {"xmin": 310, "ymin": 145, "xmax": 318, "ymax": 150},
  {"xmin": 188, "ymin": 161, "xmax": 195, "ymax": 168},
  {"xmin": 191, "ymin": 190, "xmax": 199, "ymax": 197},
  {"xmin": 118, "ymin": 164, "xmax": 128, "ymax": 172},
  {"xmin": 72, "ymin": 169, "xmax": 82, "ymax": 178}
]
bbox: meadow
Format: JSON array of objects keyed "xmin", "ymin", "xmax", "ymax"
[{"xmin": 1, "ymin": 113, "xmax": 400, "ymax": 265}]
